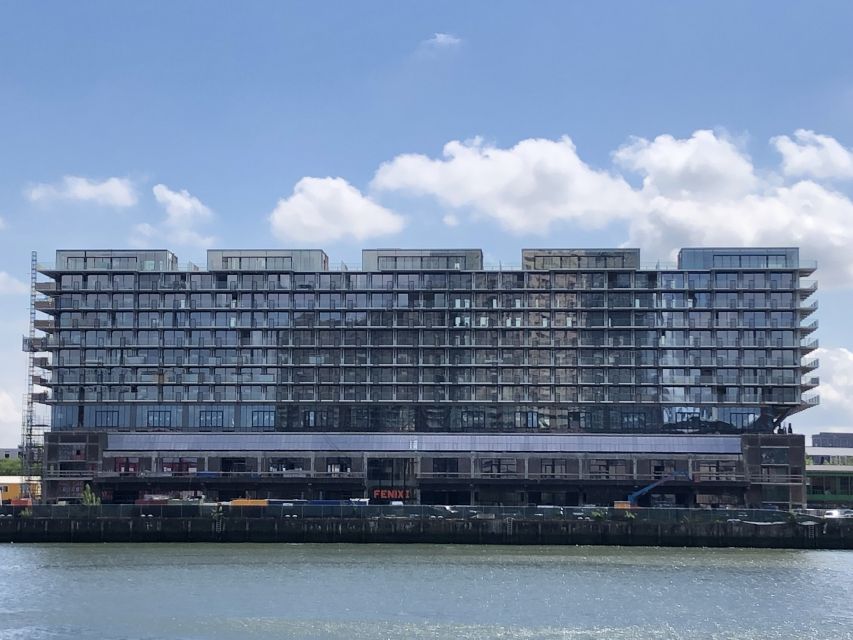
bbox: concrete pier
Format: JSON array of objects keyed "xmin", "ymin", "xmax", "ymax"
[{"xmin": 1, "ymin": 513, "xmax": 850, "ymax": 548}]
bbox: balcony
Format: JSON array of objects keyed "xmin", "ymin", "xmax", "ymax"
[
  {"xmin": 33, "ymin": 319, "xmax": 55, "ymax": 333},
  {"xmin": 34, "ymin": 281, "xmax": 56, "ymax": 294},
  {"xmin": 32, "ymin": 373, "xmax": 50, "ymax": 387},
  {"xmin": 798, "ymin": 260, "xmax": 818, "ymax": 276},
  {"xmin": 800, "ymin": 320, "xmax": 818, "ymax": 334},
  {"xmin": 31, "ymin": 392, "xmax": 50, "ymax": 404},
  {"xmin": 802, "ymin": 358, "xmax": 819, "ymax": 372},
  {"xmin": 801, "ymin": 339, "xmax": 819, "ymax": 354},
  {"xmin": 799, "ymin": 300, "xmax": 818, "ymax": 317},
  {"xmin": 34, "ymin": 298, "xmax": 56, "ymax": 312},
  {"xmin": 798, "ymin": 280, "xmax": 818, "ymax": 298},
  {"xmin": 22, "ymin": 336, "xmax": 48, "ymax": 352},
  {"xmin": 33, "ymin": 356, "xmax": 51, "ymax": 369},
  {"xmin": 803, "ymin": 394, "xmax": 820, "ymax": 406},
  {"xmin": 802, "ymin": 376, "xmax": 820, "ymax": 390}
]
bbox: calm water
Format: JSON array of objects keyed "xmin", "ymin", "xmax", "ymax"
[{"xmin": 1, "ymin": 544, "xmax": 852, "ymax": 640}]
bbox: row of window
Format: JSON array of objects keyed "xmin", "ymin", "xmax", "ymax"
[
  {"xmin": 50, "ymin": 346, "xmax": 804, "ymax": 368},
  {"xmin": 53, "ymin": 367, "xmax": 801, "ymax": 385},
  {"xmin": 54, "ymin": 270, "xmax": 801, "ymax": 293},
  {"xmin": 50, "ymin": 329, "xmax": 803, "ymax": 350},
  {"xmin": 50, "ymin": 384, "xmax": 801, "ymax": 404},
  {"xmin": 53, "ymin": 402, "xmax": 775, "ymax": 432},
  {"xmin": 55, "ymin": 291, "xmax": 802, "ymax": 312},
  {"xmin": 106, "ymin": 455, "xmax": 740, "ymax": 479}
]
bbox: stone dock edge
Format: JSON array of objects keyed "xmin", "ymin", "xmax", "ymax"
[{"xmin": 2, "ymin": 516, "xmax": 852, "ymax": 548}]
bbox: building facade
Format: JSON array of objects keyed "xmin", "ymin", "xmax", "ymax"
[
  {"xmin": 806, "ymin": 446, "xmax": 853, "ymax": 508},
  {"xmin": 812, "ymin": 432, "xmax": 853, "ymax": 448},
  {"xmin": 29, "ymin": 247, "xmax": 818, "ymax": 507}
]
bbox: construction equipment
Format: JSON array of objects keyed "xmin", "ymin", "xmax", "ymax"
[{"xmin": 621, "ymin": 470, "xmax": 692, "ymax": 508}]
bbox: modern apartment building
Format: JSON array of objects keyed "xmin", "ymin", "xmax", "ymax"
[{"xmin": 28, "ymin": 247, "xmax": 818, "ymax": 507}]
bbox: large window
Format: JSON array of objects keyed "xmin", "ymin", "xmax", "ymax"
[
  {"xmin": 147, "ymin": 410, "xmax": 172, "ymax": 428},
  {"xmin": 481, "ymin": 458, "xmax": 517, "ymax": 475},
  {"xmin": 515, "ymin": 410, "xmax": 542, "ymax": 429},
  {"xmin": 95, "ymin": 410, "xmax": 119, "ymax": 428},
  {"xmin": 252, "ymin": 410, "xmax": 276, "ymax": 429},
  {"xmin": 461, "ymin": 411, "xmax": 485, "ymax": 430},
  {"xmin": 199, "ymin": 410, "xmax": 224, "ymax": 429}
]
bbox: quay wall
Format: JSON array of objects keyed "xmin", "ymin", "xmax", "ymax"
[{"xmin": 1, "ymin": 514, "xmax": 851, "ymax": 549}]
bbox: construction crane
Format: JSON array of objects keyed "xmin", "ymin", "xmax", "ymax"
[{"xmin": 622, "ymin": 470, "xmax": 692, "ymax": 508}]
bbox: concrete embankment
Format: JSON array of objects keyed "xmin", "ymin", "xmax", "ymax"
[{"xmin": 1, "ymin": 516, "xmax": 851, "ymax": 548}]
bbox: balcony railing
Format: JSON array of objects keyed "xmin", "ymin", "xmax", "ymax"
[{"xmin": 802, "ymin": 358, "xmax": 819, "ymax": 372}]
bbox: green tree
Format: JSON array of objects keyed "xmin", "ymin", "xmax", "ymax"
[
  {"xmin": 0, "ymin": 458, "xmax": 23, "ymax": 475},
  {"xmin": 81, "ymin": 483, "xmax": 101, "ymax": 506}
]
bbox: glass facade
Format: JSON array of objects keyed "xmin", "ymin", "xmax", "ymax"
[{"xmin": 30, "ymin": 247, "xmax": 818, "ymax": 436}]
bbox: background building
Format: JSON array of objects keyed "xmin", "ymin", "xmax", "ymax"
[
  {"xmin": 1, "ymin": 448, "xmax": 22, "ymax": 462},
  {"xmin": 0, "ymin": 476, "xmax": 38, "ymax": 504},
  {"xmin": 27, "ymin": 247, "xmax": 818, "ymax": 507},
  {"xmin": 812, "ymin": 432, "xmax": 853, "ymax": 448}
]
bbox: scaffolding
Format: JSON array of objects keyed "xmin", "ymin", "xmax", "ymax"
[{"xmin": 21, "ymin": 250, "xmax": 45, "ymax": 501}]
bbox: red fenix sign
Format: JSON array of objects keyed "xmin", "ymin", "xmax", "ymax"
[{"xmin": 371, "ymin": 488, "xmax": 412, "ymax": 501}]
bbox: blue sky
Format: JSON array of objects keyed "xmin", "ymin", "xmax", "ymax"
[{"xmin": 1, "ymin": 2, "xmax": 852, "ymax": 445}]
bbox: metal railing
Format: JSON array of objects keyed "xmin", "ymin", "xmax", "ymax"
[{"xmin": 41, "ymin": 469, "xmax": 750, "ymax": 484}]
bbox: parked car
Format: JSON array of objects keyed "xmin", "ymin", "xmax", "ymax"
[{"xmin": 823, "ymin": 509, "xmax": 853, "ymax": 518}]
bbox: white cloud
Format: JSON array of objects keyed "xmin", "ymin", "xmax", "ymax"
[
  {"xmin": 614, "ymin": 130, "xmax": 757, "ymax": 200},
  {"xmin": 26, "ymin": 176, "xmax": 137, "ymax": 207},
  {"xmin": 814, "ymin": 348, "xmax": 853, "ymax": 416},
  {"xmin": 372, "ymin": 136, "xmax": 642, "ymax": 234},
  {"xmin": 133, "ymin": 184, "xmax": 215, "ymax": 247},
  {"xmin": 129, "ymin": 222, "xmax": 159, "ymax": 247},
  {"xmin": 371, "ymin": 130, "xmax": 853, "ymax": 287},
  {"xmin": 618, "ymin": 130, "xmax": 853, "ymax": 286},
  {"xmin": 420, "ymin": 32, "xmax": 462, "ymax": 52},
  {"xmin": 152, "ymin": 184, "xmax": 215, "ymax": 246},
  {"xmin": 626, "ymin": 179, "xmax": 853, "ymax": 285},
  {"xmin": 442, "ymin": 213, "xmax": 460, "ymax": 227},
  {"xmin": 0, "ymin": 389, "xmax": 21, "ymax": 447},
  {"xmin": 772, "ymin": 129, "xmax": 853, "ymax": 180},
  {"xmin": 269, "ymin": 177, "xmax": 404, "ymax": 243},
  {"xmin": 0, "ymin": 272, "xmax": 29, "ymax": 295}
]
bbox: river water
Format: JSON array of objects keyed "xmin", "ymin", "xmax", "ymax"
[{"xmin": 1, "ymin": 544, "xmax": 851, "ymax": 640}]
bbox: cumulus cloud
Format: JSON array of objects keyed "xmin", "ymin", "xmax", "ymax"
[
  {"xmin": 132, "ymin": 184, "xmax": 215, "ymax": 247},
  {"xmin": 372, "ymin": 137, "xmax": 642, "ymax": 234},
  {"xmin": 369, "ymin": 129, "xmax": 853, "ymax": 287},
  {"xmin": 0, "ymin": 389, "xmax": 21, "ymax": 446},
  {"xmin": 614, "ymin": 130, "xmax": 757, "ymax": 200},
  {"xmin": 814, "ymin": 348, "xmax": 853, "ymax": 417},
  {"xmin": 269, "ymin": 177, "xmax": 404, "ymax": 243},
  {"xmin": 419, "ymin": 32, "xmax": 462, "ymax": 54},
  {"xmin": 0, "ymin": 272, "xmax": 29, "ymax": 295},
  {"xmin": 151, "ymin": 184, "xmax": 215, "ymax": 246},
  {"xmin": 618, "ymin": 131, "xmax": 853, "ymax": 286},
  {"xmin": 26, "ymin": 176, "xmax": 137, "ymax": 207},
  {"xmin": 772, "ymin": 129, "xmax": 853, "ymax": 180},
  {"xmin": 627, "ymin": 179, "xmax": 853, "ymax": 285}
]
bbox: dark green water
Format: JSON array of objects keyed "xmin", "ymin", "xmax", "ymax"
[{"xmin": 1, "ymin": 544, "xmax": 851, "ymax": 639}]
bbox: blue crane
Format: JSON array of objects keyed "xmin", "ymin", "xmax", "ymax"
[{"xmin": 626, "ymin": 470, "xmax": 692, "ymax": 507}]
